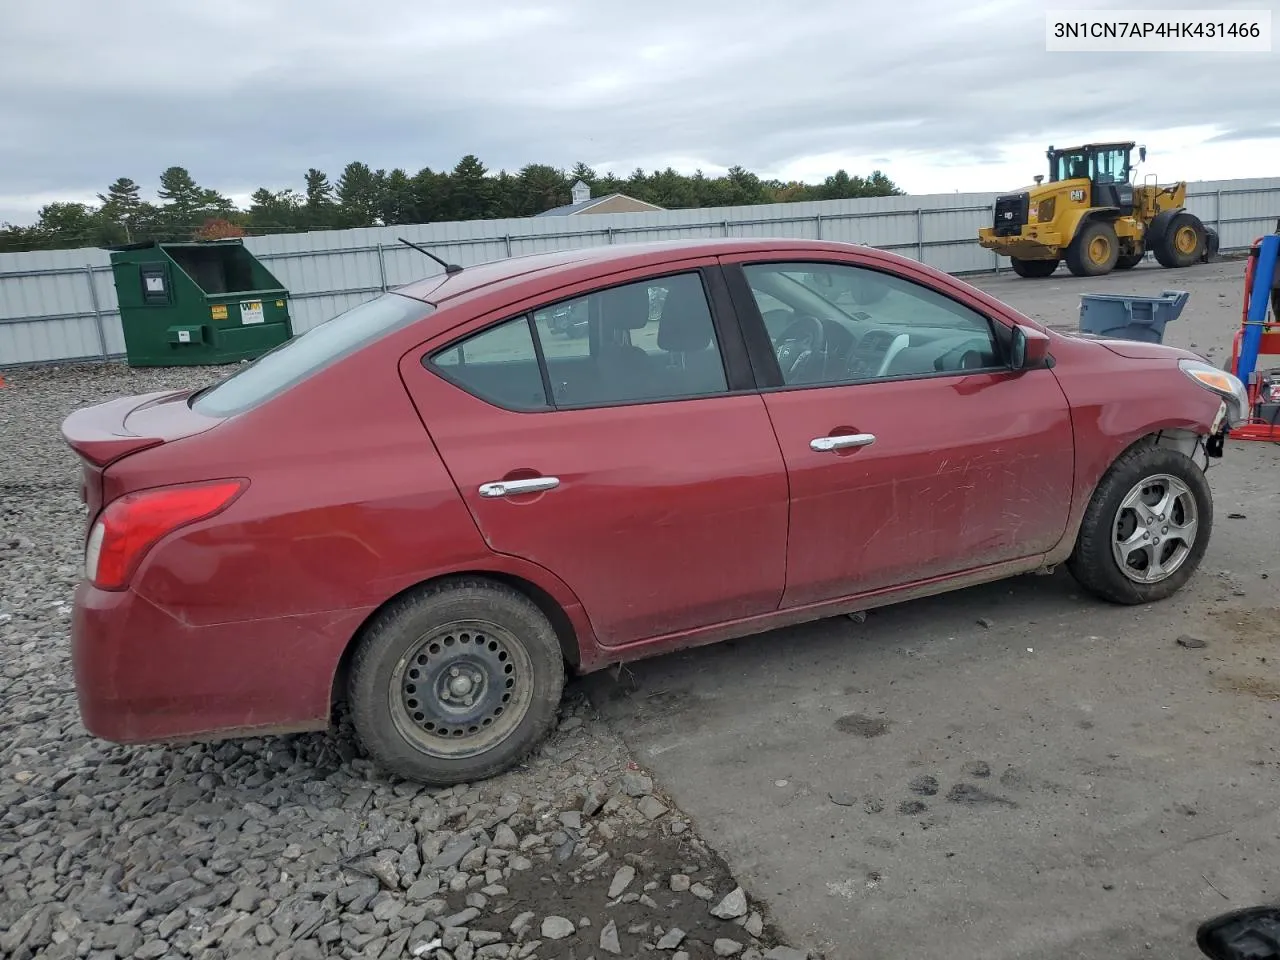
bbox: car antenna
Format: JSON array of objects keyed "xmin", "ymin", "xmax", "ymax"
[{"xmin": 398, "ymin": 237, "xmax": 463, "ymax": 275}]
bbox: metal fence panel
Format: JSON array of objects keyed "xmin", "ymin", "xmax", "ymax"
[{"xmin": 4, "ymin": 177, "xmax": 1279, "ymax": 366}]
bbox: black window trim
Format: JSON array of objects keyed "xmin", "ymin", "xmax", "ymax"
[
  {"xmin": 423, "ymin": 265, "xmax": 760, "ymax": 414},
  {"xmin": 525, "ymin": 312, "xmax": 558, "ymax": 409},
  {"xmin": 723, "ymin": 258, "xmax": 1021, "ymax": 394}
]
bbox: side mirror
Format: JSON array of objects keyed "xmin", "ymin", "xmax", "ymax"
[
  {"xmin": 1010, "ymin": 324, "xmax": 1051, "ymax": 371},
  {"xmin": 1139, "ymin": 145, "xmax": 1147, "ymax": 162},
  {"xmin": 1196, "ymin": 905, "xmax": 1280, "ymax": 959}
]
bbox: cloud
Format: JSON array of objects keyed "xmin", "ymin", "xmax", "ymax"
[
  {"xmin": 2, "ymin": 0, "xmax": 1278, "ymax": 223},
  {"xmin": 1205, "ymin": 125, "xmax": 1280, "ymax": 143}
]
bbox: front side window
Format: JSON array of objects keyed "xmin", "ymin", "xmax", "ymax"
[
  {"xmin": 191, "ymin": 292, "xmax": 431, "ymax": 417},
  {"xmin": 430, "ymin": 271, "xmax": 730, "ymax": 410},
  {"xmin": 742, "ymin": 261, "xmax": 1003, "ymax": 387}
]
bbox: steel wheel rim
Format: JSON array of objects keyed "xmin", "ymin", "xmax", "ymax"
[
  {"xmin": 1175, "ymin": 225, "xmax": 1198, "ymax": 254},
  {"xmin": 1111, "ymin": 474, "xmax": 1199, "ymax": 584},
  {"xmin": 1089, "ymin": 235, "xmax": 1111, "ymax": 265},
  {"xmin": 389, "ymin": 619, "xmax": 535, "ymax": 760}
]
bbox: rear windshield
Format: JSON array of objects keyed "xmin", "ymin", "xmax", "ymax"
[{"xmin": 190, "ymin": 292, "xmax": 431, "ymax": 417}]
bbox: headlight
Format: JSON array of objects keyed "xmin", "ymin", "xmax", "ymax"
[{"xmin": 1179, "ymin": 358, "xmax": 1248, "ymax": 427}]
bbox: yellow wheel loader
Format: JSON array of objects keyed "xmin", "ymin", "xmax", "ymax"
[{"xmin": 977, "ymin": 142, "xmax": 1218, "ymax": 278}]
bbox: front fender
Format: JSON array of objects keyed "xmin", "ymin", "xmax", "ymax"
[{"xmin": 1045, "ymin": 340, "xmax": 1223, "ymax": 562}]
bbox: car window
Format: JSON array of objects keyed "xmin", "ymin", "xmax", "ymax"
[
  {"xmin": 536, "ymin": 272, "xmax": 728, "ymax": 407},
  {"xmin": 531, "ymin": 299, "xmax": 590, "ymax": 360},
  {"xmin": 431, "ymin": 316, "xmax": 550, "ymax": 411},
  {"xmin": 742, "ymin": 261, "xmax": 1003, "ymax": 387},
  {"xmin": 435, "ymin": 271, "xmax": 729, "ymax": 410},
  {"xmin": 191, "ymin": 292, "xmax": 431, "ymax": 417}
]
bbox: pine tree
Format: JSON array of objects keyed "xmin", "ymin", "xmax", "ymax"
[
  {"xmin": 335, "ymin": 162, "xmax": 385, "ymax": 226},
  {"xmin": 97, "ymin": 177, "xmax": 144, "ymax": 241},
  {"xmin": 157, "ymin": 167, "xmax": 203, "ymax": 217}
]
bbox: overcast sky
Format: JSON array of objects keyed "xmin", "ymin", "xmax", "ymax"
[{"xmin": 2, "ymin": 0, "xmax": 1277, "ymax": 225}]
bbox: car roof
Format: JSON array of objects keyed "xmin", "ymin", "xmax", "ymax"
[{"xmin": 392, "ymin": 237, "xmax": 884, "ymax": 307}]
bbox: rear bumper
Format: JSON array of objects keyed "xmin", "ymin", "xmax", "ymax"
[{"xmin": 71, "ymin": 581, "xmax": 365, "ymax": 743}]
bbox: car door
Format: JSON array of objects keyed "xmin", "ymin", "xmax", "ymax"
[
  {"xmin": 721, "ymin": 252, "xmax": 1075, "ymax": 609},
  {"xmin": 399, "ymin": 263, "xmax": 790, "ymax": 648}
]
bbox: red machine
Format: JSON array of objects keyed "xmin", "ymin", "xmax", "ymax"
[{"xmin": 1226, "ymin": 226, "xmax": 1280, "ymax": 442}]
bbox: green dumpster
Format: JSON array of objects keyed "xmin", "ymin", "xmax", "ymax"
[{"xmin": 108, "ymin": 239, "xmax": 293, "ymax": 367}]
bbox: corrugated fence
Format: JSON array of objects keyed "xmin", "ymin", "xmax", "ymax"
[{"xmin": 3, "ymin": 177, "xmax": 1278, "ymax": 366}]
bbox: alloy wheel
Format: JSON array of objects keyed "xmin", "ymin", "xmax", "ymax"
[{"xmin": 1111, "ymin": 474, "xmax": 1199, "ymax": 584}]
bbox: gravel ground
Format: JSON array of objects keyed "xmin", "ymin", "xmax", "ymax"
[{"xmin": 0, "ymin": 362, "xmax": 812, "ymax": 960}]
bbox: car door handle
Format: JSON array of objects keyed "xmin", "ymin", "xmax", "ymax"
[
  {"xmin": 810, "ymin": 434, "xmax": 876, "ymax": 452},
  {"xmin": 478, "ymin": 477, "xmax": 560, "ymax": 498}
]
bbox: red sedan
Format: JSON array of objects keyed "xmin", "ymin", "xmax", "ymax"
[{"xmin": 62, "ymin": 238, "xmax": 1247, "ymax": 785}]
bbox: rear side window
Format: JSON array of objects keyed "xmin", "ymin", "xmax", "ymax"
[
  {"xmin": 191, "ymin": 292, "xmax": 431, "ymax": 417},
  {"xmin": 427, "ymin": 271, "xmax": 729, "ymax": 411},
  {"xmin": 432, "ymin": 317, "xmax": 549, "ymax": 411}
]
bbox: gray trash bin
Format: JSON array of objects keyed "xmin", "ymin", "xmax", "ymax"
[{"xmin": 1078, "ymin": 290, "xmax": 1190, "ymax": 344}]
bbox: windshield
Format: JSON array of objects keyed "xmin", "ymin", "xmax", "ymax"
[{"xmin": 190, "ymin": 292, "xmax": 431, "ymax": 417}]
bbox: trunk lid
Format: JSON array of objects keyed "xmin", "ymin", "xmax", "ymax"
[{"xmin": 61, "ymin": 389, "xmax": 223, "ymax": 519}]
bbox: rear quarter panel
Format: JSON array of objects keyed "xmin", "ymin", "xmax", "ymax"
[
  {"xmin": 107, "ymin": 347, "xmax": 491, "ymax": 622},
  {"xmin": 96, "ymin": 338, "xmax": 596, "ymax": 725}
]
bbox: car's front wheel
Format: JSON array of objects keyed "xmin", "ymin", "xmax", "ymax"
[
  {"xmin": 1067, "ymin": 443, "xmax": 1212, "ymax": 604},
  {"xmin": 348, "ymin": 578, "xmax": 566, "ymax": 785}
]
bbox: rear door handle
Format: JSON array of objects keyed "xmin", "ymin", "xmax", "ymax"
[
  {"xmin": 479, "ymin": 476, "xmax": 560, "ymax": 498},
  {"xmin": 810, "ymin": 434, "xmax": 876, "ymax": 452}
]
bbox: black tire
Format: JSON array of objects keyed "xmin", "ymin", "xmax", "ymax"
[
  {"xmin": 1066, "ymin": 443, "xmax": 1213, "ymax": 605},
  {"xmin": 1010, "ymin": 257, "xmax": 1060, "ymax": 278},
  {"xmin": 1115, "ymin": 251, "xmax": 1145, "ymax": 270},
  {"xmin": 348, "ymin": 577, "xmax": 566, "ymax": 785},
  {"xmin": 1202, "ymin": 226, "xmax": 1220, "ymax": 263},
  {"xmin": 1065, "ymin": 220, "xmax": 1120, "ymax": 277},
  {"xmin": 1152, "ymin": 212, "xmax": 1206, "ymax": 268}
]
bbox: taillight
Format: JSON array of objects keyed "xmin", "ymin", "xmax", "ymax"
[{"xmin": 85, "ymin": 479, "xmax": 247, "ymax": 590}]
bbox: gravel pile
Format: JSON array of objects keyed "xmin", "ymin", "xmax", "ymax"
[{"xmin": 0, "ymin": 363, "xmax": 813, "ymax": 960}]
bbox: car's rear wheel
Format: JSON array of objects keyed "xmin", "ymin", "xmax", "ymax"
[
  {"xmin": 1067, "ymin": 443, "xmax": 1212, "ymax": 604},
  {"xmin": 348, "ymin": 578, "xmax": 566, "ymax": 785}
]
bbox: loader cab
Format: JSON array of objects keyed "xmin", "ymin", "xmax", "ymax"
[{"xmin": 1047, "ymin": 142, "xmax": 1137, "ymax": 211}]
